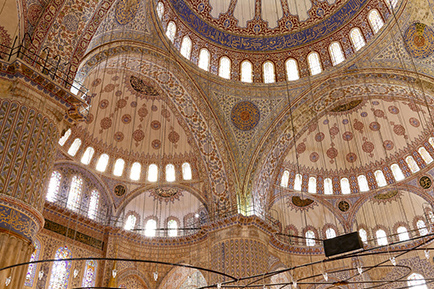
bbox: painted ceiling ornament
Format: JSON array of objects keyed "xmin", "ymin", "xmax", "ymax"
[
  {"xmin": 0, "ymin": 26, "xmax": 11, "ymax": 57},
  {"xmin": 404, "ymin": 22, "xmax": 434, "ymax": 59},
  {"xmin": 338, "ymin": 200, "xmax": 350, "ymax": 212},
  {"xmin": 129, "ymin": 75, "xmax": 160, "ymax": 97},
  {"xmin": 373, "ymin": 190, "xmax": 401, "ymax": 203},
  {"xmin": 230, "ymin": 101, "xmax": 260, "ymax": 131},
  {"xmin": 114, "ymin": 184, "xmax": 126, "ymax": 197},
  {"xmin": 115, "ymin": 0, "xmax": 140, "ymax": 25},
  {"xmin": 288, "ymin": 196, "xmax": 317, "ymax": 212},
  {"xmin": 419, "ymin": 176, "xmax": 432, "ymax": 189},
  {"xmin": 330, "ymin": 99, "xmax": 363, "ymax": 113},
  {"xmin": 150, "ymin": 187, "xmax": 183, "ymax": 203}
]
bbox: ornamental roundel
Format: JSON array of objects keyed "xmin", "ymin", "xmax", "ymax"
[
  {"xmin": 404, "ymin": 23, "xmax": 434, "ymax": 59},
  {"xmin": 114, "ymin": 184, "xmax": 127, "ymax": 197},
  {"xmin": 115, "ymin": 0, "xmax": 140, "ymax": 25},
  {"xmin": 230, "ymin": 101, "xmax": 260, "ymax": 131},
  {"xmin": 419, "ymin": 176, "xmax": 432, "ymax": 189},
  {"xmin": 338, "ymin": 200, "xmax": 350, "ymax": 212}
]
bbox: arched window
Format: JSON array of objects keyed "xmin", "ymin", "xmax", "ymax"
[
  {"xmin": 429, "ymin": 137, "xmax": 434, "ymax": 148},
  {"xmin": 418, "ymin": 147, "xmax": 433, "ymax": 164},
  {"xmin": 58, "ymin": 129, "xmax": 71, "ymax": 146},
  {"xmin": 198, "ymin": 48, "xmax": 210, "ymax": 71},
  {"xmin": 305, "ymin": 230, "xmax": 316, "ymax": 246},
  {"xmin": 156, "ymin": 1, "xmax": 164, "ymax": 19},
  {"xmin": 48, "ymin": 246, "xmax": 72, "ymax": 289},
  {"xmin": 406, "ymin": 156, "xmax": 420, "ymax": 173},
  {"xmin": 166, "ymin": 21, "xmax": 176, "ymax": 42},
  {"xmin": 417, "ymin": 220, "xmax": 428, "ymax": 236},
  {"xmin": 130, "ymin": 162, "xmax": 141, "ymax": 181},
  {"xmin": 359, "ymin": 228, "xmax": 368, "ymax": 243},
  {"xmin": 81, "ymin": 147, "xmax": 94, "ymax": 165},
  {"xmin": 324, "ymin": 178, "xmax": 333, "ymax": 195},
  {"xmin": 294, "ymin": 174, "xmax": 302, "ymax": 191},
  {"xmin": 307, "ymin": 52, "xmax": 322, "ymax": 75},
  {"xmin": 182, "ymin": 162, "xmax": 192, "ymax": 180},
  {"xmin": 180, "ymin": 36, "xmax": 192, "ymax": 59},
  {"xmin": 148, "ymin": 164, "xmax": 158, "ymax": 182},
  {"xmin": 124, "ymin": 214, "xmax": 136, "ymax": 230},
  {"xmin": 46, "ymin": 171, "xmax": 62, "ymax": 202},
  {"xmin": 376, "ymin": 229, "xmax": 388, "ymax": 246},
  {"xmin": 88, "ymin": 190, "xmax": 99, "ymax": 220},
  {"xmin": 308, "ymin": 177, "xmax": 317, "ymax": 194},
  {"xmin": 66, "ymin": 176, "xmax": 83, "ymax": 212},
  {"xmin": 168, "ymin": 219, "xmax": 178, "ymax": 237},
  {"xmin": 67, "ymin": 138, "xmax": 81, "ymax": 156},
  {"xmin": 350, "ymin": 28, "xmax": 366, "ymax": 51},
  {"xmin": 96, "ymin": 154, "xmax": 109, "ymax": 172},
  {"xmin": 374, "ymin": 170, "xmax": 387, "ymax": 187},
  {"xmin": 166, "ymin": 164, "xmax": 176, "ymax": 182},
  {"xmin": 391, "ymin": 164, "xmax": 405, "ymax": 181},
  {"xmin": 145, "ymin": 219, "xmax": 157, "ymax": 237},
  {"xmin": 113, "ymin": 158, "xmax": 125, "ymax": 177},
  {"xmin": 281, "ymin": 170, "xmax": 290, "ymax": 188},
  {"xmin": 397, "ymin": 226, "xmax": 410, "ymax": 241},
  {"xmin": 329, "ymin": 42, "xmax": 345, "ymax": 66},
  {"xmin": 358, "ymin": 175, "xmax": 369, "ymax": 192},
  {"xmin": 82, "ymin": 260, "xmax": 97, "ymax": 287},
  {"xmin": 326, "ymin": 228, "xmax": 336, "ymax": 239},
  {"xmin": 241, "ymin": 60, "xmax": 253, "ymax": 83},
  {"xmin": 368, "ymin": 10, "xmax": 384, "ymax": 34},
  {"xmin": 285, "ymin": 58, "xmax": 299, "ymax": 81},
  {"xmin": 219, "ymin": 56, "xmax": 231, "ymax": 79},
  {"xmin": 340, "ymin": 178, "xmax": 351, "ymax": 194},
  {"xmin": 407, "ymin": 273, "xmax": 428, "ymax": 289},
  {"xmin": 25, "ymin": 239, "xmax": 41, "ymax": 287},
  {"xmin": 263, "ymin": 61, "xmax": 276, "ymax": 83}
]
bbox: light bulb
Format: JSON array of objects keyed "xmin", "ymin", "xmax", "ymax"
[
  {"xmin": 357, "ymin": 266, "xmax": 363, "ymax": 275},
  {"xmin": 323, "ymin": 272, "xmax": 328, "ymax": 281},
  {"xmin": 5, "ymin": 276, "xmax": 11, "ymax": 286},
  {"xmin": 217, "ymin": 283, "xmax": 221, "ymax": 289},
  {"xmin": 425, "ymin": 249, "xmax": 430, "ymax": 260},
  {"xmin": 390, "ymin": 257, "xmax": 396, "ymax": 266},
  {"xmin": 112, "ymin": 269, "xmax": 117, "ymax": 278},
  {"xmin": 154, "ymin": 271, "xmax": 158, "ymax": 281},
  {"xmin": 73, "ymin": 269, "xmax": 79, "ymax": 278},
  {"xmin": 38, "ymin": 270, "xmax": 44, "ymax": 280}
]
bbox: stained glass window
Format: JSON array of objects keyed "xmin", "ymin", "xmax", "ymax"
[
  {"xmin": 82, "ymin": 260, "xmax": 97, "ymax": 287},
  {"xmin": 157, "ymin": 1, "xmax": 164, "ymax": 19},
  {"xmin": 58, "ymin": 129, "xmax": 71, "ymax": 146},
  {"xmin": 308, "ymin": 177, "xmax": 316, "ymax": 194},
  {"xmin": 285, "ymin": 58, "xmax": 299, "ymax": 81},
  {"xmin": 166, "ymin": 164, "xmax": 176, "ymax": 182},
  {"xmin": 182, "ymin": 162, "xmax": 192, "ymax": 180},
  {"xmin": 180, "ymin": 36, "xmax": 192, "ymax": 59},
  {"xmin": 340, "ymin": 178, "xmax": 351, "ymax": 194},
  {"xmin": 329, "ymin": 42, "xmax": 345, "ymax": 66},
  {"xmin": 417, "ymin": 220, "xmax": 428, "ymax": 236},
  {"xmin": 280, "ymin": 170, "xmax": 290, "ymax": 188},
  {"xmin": 357, "ymin": 175, "xmax": 369, "ymax": 192},
  {"xmin": 324, "ymin": 178, "xmax": 333, "ymax": 194},
  {"xmin": 307, "ymin": 52, "xmax": 322, "ymax": 75},
  {"xmin": 67, "ymin": 138, "xmax": 81, "ymax": 156},
  {"xmin": 407, "ymin": 273, "xmax": 428, "ymax": 289},
  {"xmin": 46, "ymin": 171, "xmax": 61, "ymax": 202},
  {"xmin": 241, "ymin": 60, "xmax": 253, "ymax": 83},
  {"xmin": 359, "ymin": 228, "xmax": 368, "ymax": 243},
  {"xmin": 294, "ymin": 174, "xmax": 302, "ymax": 191},
  {"xmin": 25, "ymin": 239, "xmax": 41, "ymax": 287},
  {"xmin": 81, "ymin": 147, "xmax": 94, "ymax": 165},
  {"xmin": 145, "ymin": 219, "xmax": 157, "ymax": 237},
  {"xmin": 130, "ymin": 162, "xmax": 141, "ymax": 181},
  {"xmin": 368, "ymin": 10, "xmax": 384, "ymax": 34},
  {"xmin": 66, "ymin": 176, "xmax": 83, "ymax": 212},
  {"xmin": 391, "ymin": 164, "xmax": 405, "ymax": 181},
  {"xmin": 148, "ymin": 164, "xmax": 158, "ymax": 182},
  {"xmin": 113, "ymin": 158, "xmax": 125, "ymax": 177},
  {"xmin": 88, "ymin": 190, "xmax": 99, "ymax": 220},
  {"xmin": 48, "ymin": 246, "xmax": 72, "ymax": 289},
  {"xmin": 326, "ymin": 228, "xmax": 336, "ymax": 239},
  {"xmin": 350, "ymin": 28, "xmax": 366, "ymax": 51},
  {"xmin": 263, "ymin": 61, "xmax": 276, "ymax": 83},
  {"xmin": 376, "ymin": 229, "xmax": 388, "ymax": 246},
  {"xmin": 124, "ymin": 214, "xmax": 137, "ymax": 230},
  {"xmin": 374, "ymin": 170, "xmax": 387, "ymax": 187},
  {"xmin": 305, "ymin": 230, "xmax": 315, "ymax": 246},
  {"xmin": 406, "ymin": 156, "xmax": 420, "ymax": 173},
  {"xmin": 397, "ymin": 226, "xmax": 410, "ymax": 241},
  {"xmin": 418, "ymin": 147, "xmax": 433, "ymax": 164},
  {"xmin": 219, "ymin": 56, "xmax": 231, "ymax": 79},
  {"xmin": 166, "ymin": 21, "xmax": 176, "ymax": 42},
  {"xmin": 96, "ymin": 154, "xmax": 109, "ymax": 172},
  {"xmin": 198, "ymin": 48, "xmax": 210, "ymax": 71},
  {"xmin": 168, "ymin": 219, "xmax": 178, "ymax": 237}
]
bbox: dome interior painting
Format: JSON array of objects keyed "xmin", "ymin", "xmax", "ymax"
[{"xmin": 3, "ymin": 0, "xmax": 434, "ymax": 287}]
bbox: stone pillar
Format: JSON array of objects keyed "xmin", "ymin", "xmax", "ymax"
[
  {"xmin": 210, "ymin": 219, "xmax": 270, "ymax": 286},
  {"xmin": 0, "ymin": 66, "xmax": 80, "ymax": 288}
]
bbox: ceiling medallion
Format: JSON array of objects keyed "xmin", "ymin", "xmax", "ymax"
[
  {"xmin": 292, "ymin": 196, "xmax": 314, "ymax": 207},
  {"xmin": 130, "ymin": 76, "xmax": 160, "ymax": 96},
  {"xmin": 374, "ymin": 190, "xmax": 399, "ymax": 200},
  {"xmin": 150, "ymin": 187, "xmax": 183, "ymax": 203},
  {"xmin": 404, "ymin": 22, "xmax": 434, "ymax": 59},
  {"xmin": 230, "ymin": 101, "xmax": 260, "ymax": 131},
  {"xmin": 330, "ymin": 99, "xmax": 363, "ymax": 113},
  {"xmin": 419, "ymin": 176, "xmax": 432, "ymax": 189},
  {"xmin": 114, "ymin": 184, "xmax": 126, "ymax": 197},
  {"xmin": 338, "ymin": 200, "xmax": 350, "ymax": 212}
]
